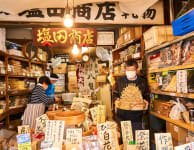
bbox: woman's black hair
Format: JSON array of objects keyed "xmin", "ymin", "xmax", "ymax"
[
  {"xmin": 39, "ymin": 76, "xmax": 51, "ymax": 85},
  {"xmin": 125, "ymin": 59, "xmax": 138, "ymax": 69},
  {"xmin": 50, "ymin": 74, "xmax": 59, "ymax": 79}
]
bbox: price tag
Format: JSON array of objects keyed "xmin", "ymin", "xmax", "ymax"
[
  {"xmin": 17, "ymin": 134, "xmax": 31, "ymax": 150},
  {"xmin": 18, "ymin": 125, "xmax": 30, "ymax": 134},
  {"xmin": 162, "ymin": 71, "xmax": 168, "ymax": 76},
  {"xmin": 97, "ymin": 105, "xmax": 106, "ymax": 124},
  {"xmin": 36, "ymin": 114, "xmax": 49, "ymax": 132},
  {"xmin": 155, "ymin": 133, "xmax": 173, "ymax": 150},
  {"xmin": 121, "ymin": 121, "xmax": 133, "ymax": 148},
  {"xmin": 90, "ymin": 107, "xmax": 98, "ymax": 123},
  {"xmin": 175, "ymin": 142, "xmax": 194, "ymax": 150},
  {"xmin": 66, "ymin": 128, "xmax": 82, "ymax": 150},
  {"xmin": 136, "ymin": 130, "xmax": 149, "ymax": 150}
]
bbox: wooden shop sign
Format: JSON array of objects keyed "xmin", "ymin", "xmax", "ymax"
[{"xmin": 33, "ymin": 28, "xmax": 97, "ymax": 47}]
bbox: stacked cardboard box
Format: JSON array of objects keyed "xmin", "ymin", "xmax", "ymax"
[{"xmin": 166, "ymin": 122, "xmax": 188, "ymax": 146}]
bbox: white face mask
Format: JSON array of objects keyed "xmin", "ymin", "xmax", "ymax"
[{"xmin": 126, "ymin": 71, "xmax": 136, "ymax": 80}]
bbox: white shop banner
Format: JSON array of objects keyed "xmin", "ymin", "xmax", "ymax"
[{"xmin": 0, "ymin": 1, "xmax": 164, "ymax": 24}]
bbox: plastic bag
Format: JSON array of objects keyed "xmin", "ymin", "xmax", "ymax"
[{"xmin": 169, "ymin": 98, "xmax": 187, "ymax": 120}]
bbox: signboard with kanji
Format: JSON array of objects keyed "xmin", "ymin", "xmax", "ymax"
[
  {"xmin": 33, "ymin": 28, "xmax": 97, "ymax": 47},
  {"xmin": 0, "ymin": 1, "xmax": 164, "ymax": 25}
]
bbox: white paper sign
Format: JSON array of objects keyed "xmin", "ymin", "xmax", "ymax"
[
  {"xmin": 18, "ymin": 125, "xmax": 30, "ymax": 134},
  {"xmin": 121, "ymin": 121, "xmax": 133, "ymax": 147},
  {"xmin": 90, "ymin": 107, "xmax": 98, "ymax": 122},
  {"xmin": 177, "ymin": 70, "xmax": 188, "ymax": 93},
  {"xmin": 136, "ymin": 130, "xmax": 149, "ymax": 150},
  {"xmin": 66, "ymin": 128, "xmax": 82, "ymax": 145},
  {"xmin": 97, "ymin": 105, "xmax": 106, "ymax": 124},
  {"xmin": 155, "ymin": 133, "xmax": 173, "ymax": 150},
  {"xmin": 98, "ymin": 122, "xmax": 119, "ymax": 150},
  {"xmin": 45, "ymin": 120, "xmax": 65, "ymax": 149},
  {"xmin": 175, "ymin": 142, "xmax": 194, "ymax": 150},
  {"xmin": 36, "ymin": 114, "xmax": 49, "ymax": 131}
]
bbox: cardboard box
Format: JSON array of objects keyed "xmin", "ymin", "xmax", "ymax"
[
  {"xmin": 166, "ymin": 122, "xmax": 188, "ymax": 146},
  {"xmin": 123, "ymin": 28, "xmax": 135, "ymax": 43},
  {"xmin": 53, "ymin": 63, "xmax": 67, "ymax": 74},
  {"xmin": 116, "ymin": 35, "xmax": 125, "ymax": 46}
]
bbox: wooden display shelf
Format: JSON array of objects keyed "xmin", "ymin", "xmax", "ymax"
[
  {"xmin": 113, "ymin": 53, "xmax": 141, "ymax": 66},
  {"xmin": 0, "ymin": 95, "xmax": 5, "ymax": 98},
  {"xmin": 7, "ymin": 89, "xmax": 32, "ymax": 96},
  {"xmin": 112, "ymin": 38, "xmax": 141, "ymax": 52},
  {"xmin": 113, "ymin": 73, "xmax": 125, "ymax": 77},
  {"xmin": 31, "ymin": 60, "xmax": 46, "ymax": 65},
  {"xmin": 150, "ymin": 111, "xmax": 194, "ymax": 132},
  {"xmin": 8, "ymin": 106, "xmax": 25, "ymax": 115},
  {"xmin": 145, "ymin": 31, "xmax": 194, "ymax": 54},
  {"xmin": 0, "ymin": 50, "xmax": 7, "ymax": 56},
  {"xmin": 0, "ymin": 112, "xmax": 7, "ymax": 121},
  {"xmin": 151, "ymin": 90, "xmax": 194, "ymax": 99},
  {"xmin": 8, "ymin": 74, "xmax": 38, "ymax": 78},
  {"xmin": 8, "ymin": 55, "xmax": 29, "ymax": 62},
  {"xmin": 0, "ymin": 73, "xmax": 6, "ymax": 76},
  {"xmin": 148, "ymin": 64, "xmax": 194, "ymax": 73}
]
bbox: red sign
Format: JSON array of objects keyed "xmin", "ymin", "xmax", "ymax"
[{"xmin": 33, "ymin": 28, "xmax": 97, "ymax": 47}]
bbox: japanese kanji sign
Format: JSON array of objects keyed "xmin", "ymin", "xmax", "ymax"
[
  {"xmin": 17, "ymin": 134, "xmax": 31, "ymax": 150},
  {"xmin": 36, "ymin": 114, "xmax": 49, "ymax": 132},
  {"xmin": 90, "ymin": 107, "xmax": 98, "ymax": 123},
  {"xmin": 121, "ymin": 121, "xmax": 133, "ymax": 149},
  {"xmin": 33, "ymin": 28, "xmax": 97, "ymax": 47},
  {"xmin": 97, "ymin": 105, "xmax": 106, "ymax": 124},
  {"xmin": 155, "ymin": 133, "xmax": 173, "ymax": 150},
  {"xmin": 0, "ymin": 1, "xmax": 164, "ymax": 25},
  {"xmin": 18, "ymin": 125, "xmax": 30, "ymax": 134},
  {"xmin": 136, "ymin": 130, "xmax": 149, "ymax": 150}
]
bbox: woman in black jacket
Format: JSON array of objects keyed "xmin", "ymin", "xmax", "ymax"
[{"xmin": 22, "ymin": 76, "xmax": 59, "ymax": 128}]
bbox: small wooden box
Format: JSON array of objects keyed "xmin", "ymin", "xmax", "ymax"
[{"xmin": 143, "ymin": 26, "xmax": 177, "ymax": 50}]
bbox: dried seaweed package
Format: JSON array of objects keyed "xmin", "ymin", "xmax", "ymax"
[
  {"xmin": 182, "ymin": 40, "xmax": 194, "ymax": 65},
  {"xmin": 187, "ymin": 69, "xmax": 194, "ymax": 93},
  {"xmin": 171, "ymin": 41, "xmax": 182, "ymax": 66},
  {"xmin": 160, "ymin": 71, "xmax": 176, "ymax": 91},
  {"xmin": 160, "ymin": 47, "xmax": 172, "ymax": 68}
]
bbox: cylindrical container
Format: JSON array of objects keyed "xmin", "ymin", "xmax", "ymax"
[{"xmin": 189, "ymin": 108, "xmax": 194, "ymax": 125}]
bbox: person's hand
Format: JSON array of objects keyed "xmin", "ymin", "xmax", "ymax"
[
  {"xmin": 55, "ymin": 97, "xmax": 60, "ymax": 102},
  {"xmin": 143, "ymin": 100, "xmax": 149, "ymax": 110}
]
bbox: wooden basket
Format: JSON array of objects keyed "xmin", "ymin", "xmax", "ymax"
[
  {"xmin": 54, "ymin": 111, "xmax": 85, "ymax": 125},
  {"xmin": 115, "ymin": 100, "xmax": 145, "ymax": 110},
  {"xmin": 46, "ymin": 110, "xmax": 62, "ymax": 120}
]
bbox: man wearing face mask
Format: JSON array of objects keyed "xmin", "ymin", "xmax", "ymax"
[{"xmin": 113, "ymin": 59, "xmax": 149, "ymax": 134}]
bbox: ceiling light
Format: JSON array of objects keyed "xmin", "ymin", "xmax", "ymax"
[{"xmin": 64, "ymin": 13, "xmax": 73, "ymax": 28}]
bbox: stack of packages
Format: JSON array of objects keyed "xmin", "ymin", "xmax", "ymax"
[
  {"xmin": 0, "ymin": 60, "xmax": 5, "ymax": 74},
  {"xmin": 116, "ymin": 27, "xmax": 142, "ymax": 47},
  {"xmin": 0, "ymin": 100, "xmax": 6, "ymax": 114},
  {"xmin": 115, "ymin": 84, "xmax": 145, "ymax": 110},
  {"xmin": 0, "ymin": 28, "xmax": 6, "ymax": 52},
  {"xmin": 37, "ymin": 48, "xmax": 48, "ymax": 62},
  {"xmin": 0, "ymin": 80, "xmax": 5, "ymax": 95},
  {"xmin": 8, "ymin": 79, "xmax": 26, "ymax": 90},
  {"xmin": 31, "ymin": 64, "xmax": 44, "ymax": 77},
  {"xmin": 148, "ymin": 53, "xmax": 160, "ymax": 70},
  {"xmin": 8, "ymin": 60, "xmax": 22, "ymax": 75},
  {"xmin": 14, "ymin": 96, "xmax": 28, "ymax": 107},
  {"xmin": 54, "ymin": 74, "xmax": 65, "ymax": 92},
  {"xmin": 68, "ymin": 65, "xmax": 78, "ymax": 93}
]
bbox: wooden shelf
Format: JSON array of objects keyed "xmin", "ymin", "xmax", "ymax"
[
  {"xmin": 113, "ymin": 53, "xmax": 141, "ymax": 66},
  {"xmin": 31, "ymin": 60, "xmax": 46, "ymax": 65},
  {"xmin": 8, "ymin": 106, "xmax": 25, "ymax": 115},
  {"xmin": 151, "ymin": 90, "xmax": 194, "ymax": 99},
  {"xmin": 112, "ymin": 38, "xmax": 141, "ymax": 52},
  {"xmin": 7, "ymin": 89, "xmax": 32, "ymax": 96},
  {"xmin": 0, "ymin": 74, "xmax": 6, "ymax": 76},
  {"xmin": 8, "ymin": 74, "xmax": 38, "ymax": 78},
  {"xmin": 8, "ymin": 55, "xmax": 29, "ymax": 62},
  {"xmin": 150, "ymin": 111, "xmax": 194, "ymax": 132},
  {"xmin": 145, "ymin": 31, "xmax": 194, "ymax": 54},
  {"xmin": 148, "ymin": 64, "xmax": 194, "ymax": 73},
  {"xmin": 0, "ymin": 95, "xmax": 5, "ymax": 98},
  {"xmin": 0, "ymin": 50, "xmax": 7, "ymax": 56},
  {"xmin": 0, "ymin": 112, "xmax": 7, "ymax": 121},
  {"xmin": 113, "ymin": 73, "xmax": 125, "ymax": 77}
]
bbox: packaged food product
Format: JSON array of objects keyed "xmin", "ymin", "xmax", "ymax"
[{"xmin": 182, "ymin": 40, "xmax": 194, "ymax": 65}]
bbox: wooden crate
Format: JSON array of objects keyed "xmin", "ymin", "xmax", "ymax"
[{"xmin": 143, "ymin": 26, "xmax": 176, "ymax": 50}]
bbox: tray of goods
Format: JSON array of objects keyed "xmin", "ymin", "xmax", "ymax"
[{"xmin": 115, "ymin": 84, "xmax": 145, "ymax": 110}]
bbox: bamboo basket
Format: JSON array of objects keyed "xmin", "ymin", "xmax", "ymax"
[
  {"xmin": 115, "ymin": 100, "xmax": 145, "ymax": 110},
  {"xmin": 54, "ymin": 111, "xmax": 85, "ymax": 125},
  {"xmin": 46, "ymin": 110, "xmax": 63, "ymax": 120}
]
